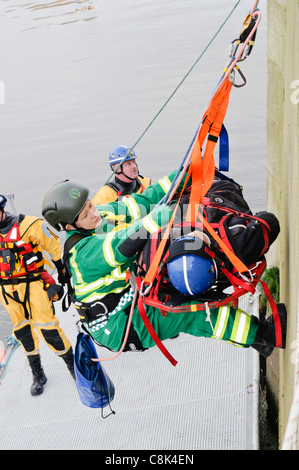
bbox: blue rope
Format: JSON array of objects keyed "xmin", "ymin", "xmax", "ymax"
[
  {"xmin": 0, "ymin": 335, "xmax": 20, "ymax": 381},
  {"xmin": 6, "ymin": 335, "xmax": 19, "ymax": 348},
  {"xmin": 104, "ymin": 0, "xmax": 242, "ymax": 185}
]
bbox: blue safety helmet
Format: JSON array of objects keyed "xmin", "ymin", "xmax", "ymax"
[
  {"xmin": 109, "ymin": 145, "xmax": 137, "ymax": 167},
  {"xmin": 166, "ymin": 235, "xmax": 217, "ymax": 296}
]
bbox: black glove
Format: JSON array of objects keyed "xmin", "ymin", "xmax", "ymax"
[
  {"xmin": 53, "ymin": 259, "xmax": 67, "ymax": 285},
  {"xmin": 47, "ymin": 284, "xmax": 64, "ymax": 302}
]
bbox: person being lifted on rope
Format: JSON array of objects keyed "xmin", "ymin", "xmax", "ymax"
[
  {"xmin": 92, "ymin": 145, "xmax": 152, "ymax": 207},
  {"xmin": 42, "ymin": 171, "xmax": 286, "ymax": 362}
]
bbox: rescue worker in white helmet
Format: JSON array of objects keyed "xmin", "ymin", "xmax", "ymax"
[
  {"xmin": 0, "ymin": 195, "xmax": 75, "ymax": 396},
  {"xmin": 92, "ymin": 145, "xmax": 151, "ymax": 206},
  {"xmin": 42, "ymin": 173, "xmax": 286, "ymax": 359}
]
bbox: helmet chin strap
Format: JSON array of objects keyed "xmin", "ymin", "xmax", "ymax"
[
  {"xmin": 70, "ymin": 214, "xmax": 93, "ymax": 235},
  {"xmin": 71, "ymin": 219, "xmax": 93, "ymax": 235},
  {"xmin": 114, "ymin": 163, "xmax": 139, "ymax": 182}
]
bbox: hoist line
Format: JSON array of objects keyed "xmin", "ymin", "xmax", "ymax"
[{"xmin": 104, "ymin": 0, "xmax": 242, "ymax": 186}]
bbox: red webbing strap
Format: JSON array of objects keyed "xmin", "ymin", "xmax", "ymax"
[
  {"xmin": 222, "ymin": 267, "xmax": 255, "ymax": 295},
  {"xmin": 197, "ymin": 209, "xmax": 249, "ymax": 274},
  {"xmin": 204, "ymin": 204, "xmax": 272, "ymax": 260},
  {"xmin": 222, "ymin": 271, "xmax": 282, "ymax": 348},
  {"xmin": 137, "ymin": 295, "xmax": 178, "ymax": 367},
  {"xmin": 259, "ymin": 280, "xmax": 282, "ymax": 348}
]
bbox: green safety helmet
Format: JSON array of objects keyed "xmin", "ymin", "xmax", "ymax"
[{"xmin": 42, "ymin": 180, "xmax": 89, "ymax": 231}]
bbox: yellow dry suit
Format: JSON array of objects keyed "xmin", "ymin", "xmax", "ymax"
[
  {"xmin": 0, "ymin": 213, "xmax": 71, "ymax": 356},
  {"xmin": 92, "ymin": 175, "xmax": 152, "ymax": 207}
]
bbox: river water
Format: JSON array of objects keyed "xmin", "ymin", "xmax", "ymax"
[{"xmin": 0, "ymin": 0, "xmax": 267, "ymax": 344}]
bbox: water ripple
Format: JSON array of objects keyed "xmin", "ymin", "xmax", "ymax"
[{"xmin": 5, "ymin": 0, "xmax": 98, "ymax": 29}]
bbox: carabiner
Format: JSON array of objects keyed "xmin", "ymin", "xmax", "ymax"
[
  {"xmin": 229, "ymin": 66, "xmax": 247, "ymax": 88},
  {"xmin": 238, "ymin": 270, "xmax": 254, "ymax": 284},
  {"xmin": 140, "ymin": 280, "xmax": 153, "ymax": 298}
]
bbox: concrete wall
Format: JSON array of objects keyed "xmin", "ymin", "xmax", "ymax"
[{"xmin": 267, "ymin": 0, "xmax": 299, "ymax": 447}]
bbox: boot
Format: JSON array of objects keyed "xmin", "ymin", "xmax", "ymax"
[
  {"xmin": 60, "ymin": 347, "xmax": 76, "ymax": 380},
  {"xmin": 251, "ymin": 343, "xmax": 274, "ymax": 358},
  {"xmin": 252, "ymin": 303, "xmax": 287, "ymax": 354},
  {"xmin": 27, "ymin": 354, "xmax": 47, "ymax": 396}
]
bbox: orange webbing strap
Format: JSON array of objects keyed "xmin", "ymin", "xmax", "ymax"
[
  {"xmin": 143, "ymin": 165, "xmax": 192, "ymax": 285},
  {"xmin": 197, "ymin": 209, "xmax": 249, "ymax": 274},
  {"xmin": 144, "ymin": 79, "xmax": 234, "ymax": 284},
  {"xmin": 184, "ymin": 77, "xmax": 250, "ymax": 275},
  {"xmin": 186, "ymin": 78, "xmax": 233, "ymax": 225}
]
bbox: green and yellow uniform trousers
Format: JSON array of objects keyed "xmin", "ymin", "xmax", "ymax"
[{"xmin": 84, "ymin": 290, "xmax": 259, "ymax": 352}]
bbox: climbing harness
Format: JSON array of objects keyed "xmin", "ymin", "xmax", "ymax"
[
  {"xmin": 0, "ymin": 215, "xmax": 44, "ymax": 279},
  {"xmin": 0, "ymin": 215, "xmax": 48, "ymax": 321}
]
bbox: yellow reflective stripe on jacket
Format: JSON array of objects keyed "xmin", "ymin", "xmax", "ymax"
[
  {"xmin": 230, "ymin": 309, "xmax": 252, "ymax": 345},
  {"xmin": 103, "ymin": 232, "xmax": 122, "ymax": 267},
  {"xmin": 69, "ymin": 246, "xmax": 84, "ymax": 285},
  {"xmin": 142, "ymin": 213, "xmax": 161, "ymax": 234},
  {"xmin": 74, "ymin": 266, "xmax": 126, "ymax": 296},
  {"xmin": 124, "ymin": 197, "xmax": 140, "ymax": 222},
  {"xmin": 158, "ymin": 176, "xmax": 171, "ymax": 194},
  {"xmin": 211, "ymin": 306, "xmax": 230, "ymax": 340},
  {"xmin": 76, "ymin": 285, "xmax": 128, "ymax": 304}
]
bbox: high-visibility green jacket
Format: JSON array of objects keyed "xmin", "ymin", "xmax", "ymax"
[
  {"xmin": 65, "ymin": 169, "xmax": 259, "ymax": 352},
  {"xmin": 66, "ymin": 171, "xmax": 177, "ymax": 304}
]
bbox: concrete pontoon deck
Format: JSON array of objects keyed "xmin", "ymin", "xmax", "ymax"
[{"xmin": 0, "ymin": 294, "xmax": 259, "ymax": 450}]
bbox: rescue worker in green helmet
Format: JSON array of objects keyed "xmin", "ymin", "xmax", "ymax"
[
  {"xmin": 42, "ymin": 172, "xmax": 286, "ymax": 359},
  {"xmin": 92, "ymin": 145, "xmax": 151, "ymax": 206},
  {"xmin": 0, "ymin": 195, "xmax": 75, "ymax": 396}
]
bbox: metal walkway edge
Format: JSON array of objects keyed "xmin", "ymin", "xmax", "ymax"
[{"xmin": 0, "ymin": 294, "xmax": 259, "ymax": 450}]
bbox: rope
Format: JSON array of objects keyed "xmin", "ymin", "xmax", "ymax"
[
  {"xmin": 104, "ymin": 0, "xmax": 242, "ymax": 186},
  {"xmin": 0, "ymin": 335, "xmax": 20, "ymax": 381},
  {"xmin": 91, "ymin": 282, "xmax": 138, "ymax": 363},
  {"xmin": 205, "ymin": 302, "xmax": 243, "ymax": 425}
]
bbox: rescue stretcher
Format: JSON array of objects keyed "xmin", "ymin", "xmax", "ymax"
[{"xmin": 140, "ymin": 259, "xmax": 267, "ymax": 316}]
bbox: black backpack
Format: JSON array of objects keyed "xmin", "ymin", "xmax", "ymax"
[
  {"xmin": 202, "ymin": 179, "xmax": 280, "ymax": 269},
  {"xmin": 140, "ymin": 179, "xmax": 280, "ymax": 293}
]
